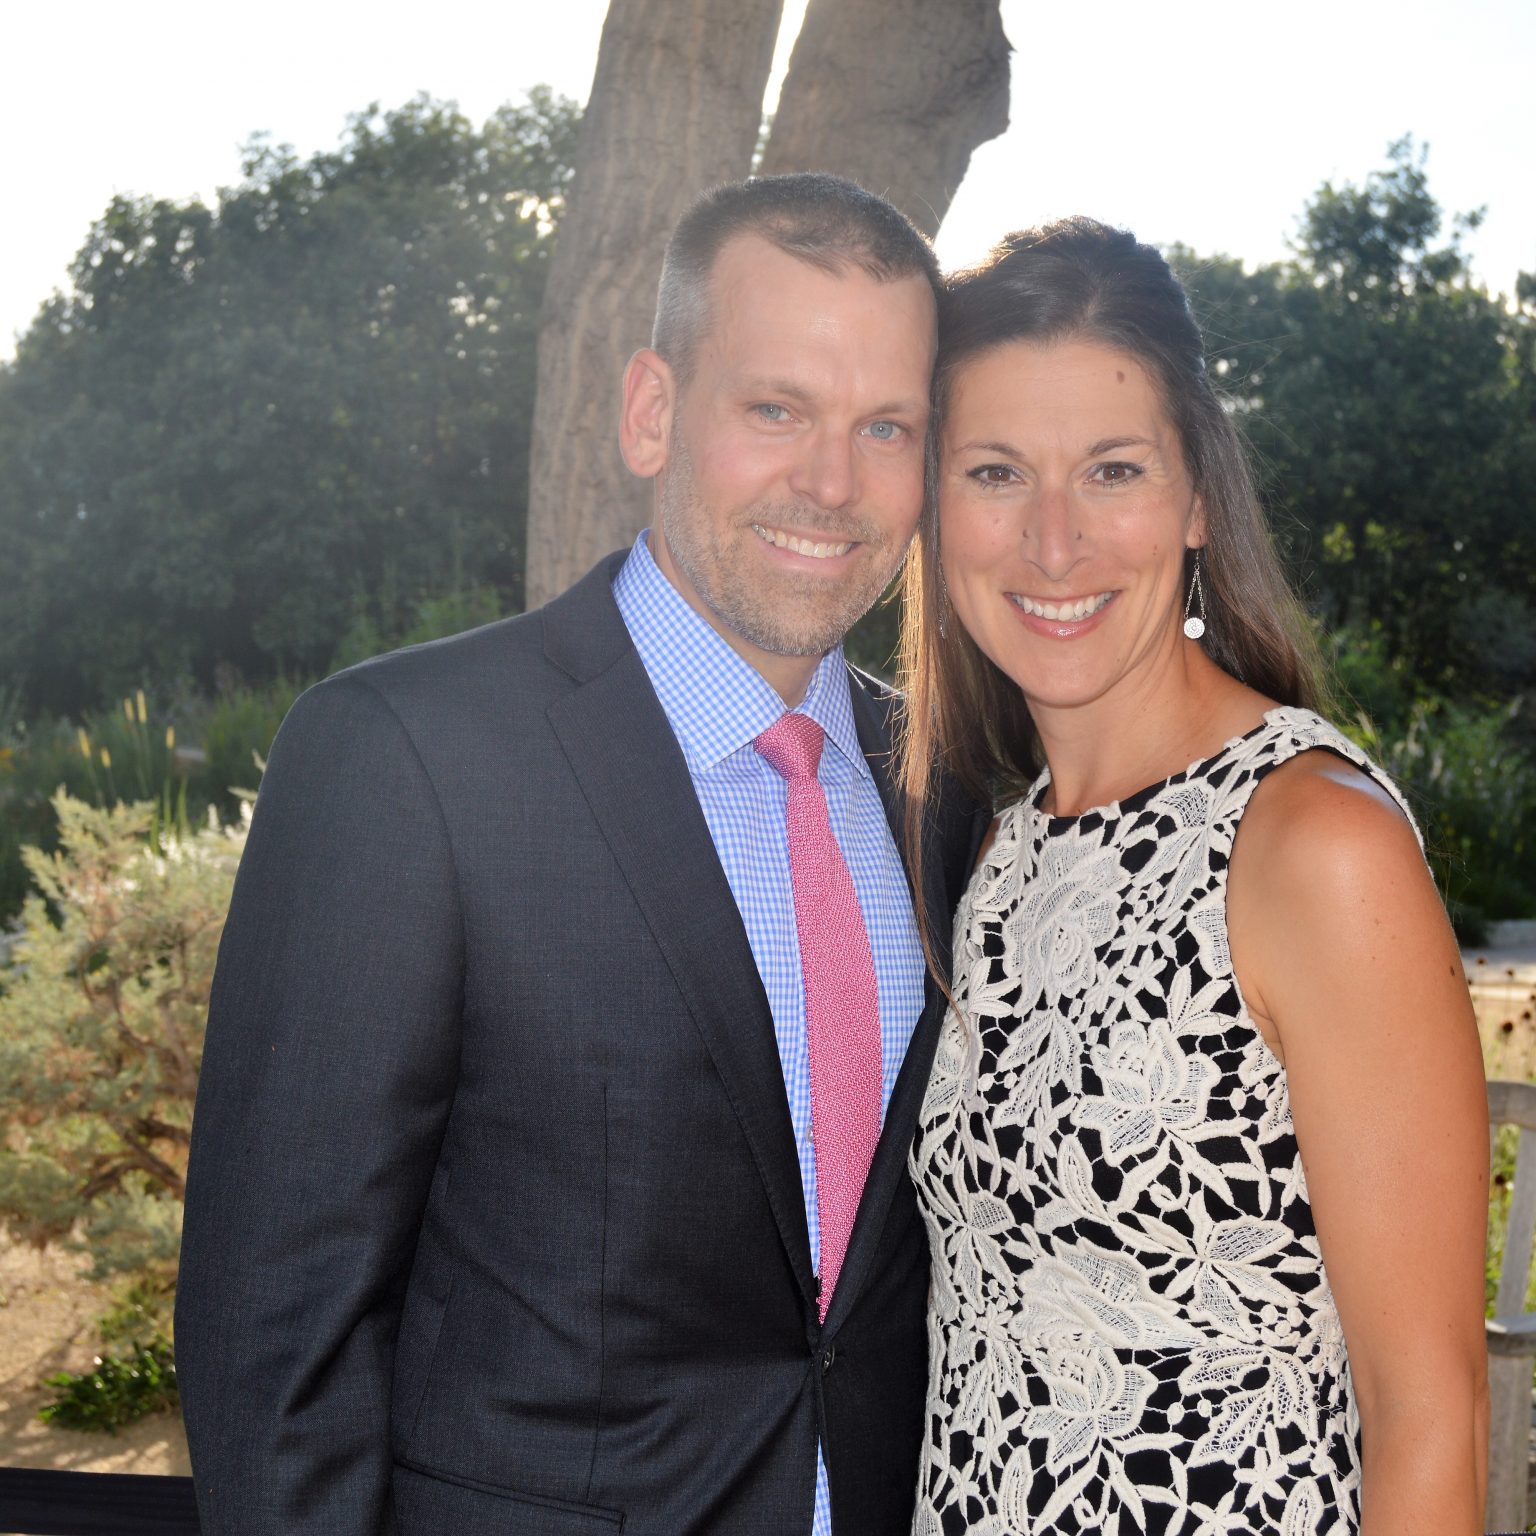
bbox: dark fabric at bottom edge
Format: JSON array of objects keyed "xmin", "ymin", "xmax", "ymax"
[{"xmin": 0, "ymin": 1469, "xmax": 198, "ymax": 1535}]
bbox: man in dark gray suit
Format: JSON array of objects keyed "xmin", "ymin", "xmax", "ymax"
[{"xmin": 177, "ymin": 173, "xmax": 983, "ymax": 1536}]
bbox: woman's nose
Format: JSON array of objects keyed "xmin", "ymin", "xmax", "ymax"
[{"xmin": 1024, "ymin": 485, "xmax": 1083, "ymax": 580}]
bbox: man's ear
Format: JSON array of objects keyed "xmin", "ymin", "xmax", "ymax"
[{"xmin": 619, "ymin": 349, "xmax": 674, "ymax": 479}]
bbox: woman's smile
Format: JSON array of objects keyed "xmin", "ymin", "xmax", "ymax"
[{"xmin": 1006, "ymin": 589, "xmax": 1119, "ymax": 630}]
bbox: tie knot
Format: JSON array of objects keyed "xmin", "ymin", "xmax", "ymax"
[{"xmin": 754, "ymin": 711, "xmax": 825, "ymax": 784}]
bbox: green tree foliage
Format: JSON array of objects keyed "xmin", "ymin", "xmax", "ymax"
[
  {"xmin": 1173, "ymin": 139, "xmax": 1536, "ymax": 698},
  {"xmin": 0, "ymin": 793, "xmax": 247, "ymax": 1279},
  {"xmin": 0, "ymin": 90, "xmax": 580, "ymax": 715},
  {"xmin": 1167, "ymin": 143, "xmax": 1536, "ymax": 930}
]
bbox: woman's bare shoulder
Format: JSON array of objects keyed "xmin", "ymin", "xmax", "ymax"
[
  {"xmin": 1230, "ymin": 743, "xmax": 1459, "ymax": 1037},
  {"xmin": 1235, "ymin": 746, "xmax": 1421, "ymax": 895}
]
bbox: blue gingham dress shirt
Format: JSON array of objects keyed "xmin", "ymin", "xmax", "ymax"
[{"xmin": 613, "ymin": 531, "xmax": 926, "ymax": 1535}]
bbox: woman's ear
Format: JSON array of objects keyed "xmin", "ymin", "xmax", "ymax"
[
  {"xmin": 1186, "ymin": 495, "xmax": 1208, "ymax": 550},
  {"xmin": 619, "ymin": 349, "xmax": 674, "ymax": 479}
]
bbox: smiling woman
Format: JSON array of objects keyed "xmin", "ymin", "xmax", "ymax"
[
  {"xmin": 937, "ymin": 336, "xmax": 1203, "ymax": 722},
  {"xmin": 901, "ymin": 215, "xmax": 1327, "ymax": 814},
  {"xmin": 897, "ymin": 217, "xmax": 1490, "ymax": 1536}
]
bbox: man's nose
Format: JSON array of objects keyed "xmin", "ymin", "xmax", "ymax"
[{"xmin": 787, "ymin": 430, "xmax": 858, "ymax": 511}]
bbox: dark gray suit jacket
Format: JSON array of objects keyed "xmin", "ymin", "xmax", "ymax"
[{"xmin": 176, "ymin": 553, "xmax": 985, "ymax": 1535}]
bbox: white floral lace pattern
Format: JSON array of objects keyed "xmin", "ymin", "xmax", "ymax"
[{"xmin": 911, "ymin": 709, "xmax": 1406, "ymax": 1535}]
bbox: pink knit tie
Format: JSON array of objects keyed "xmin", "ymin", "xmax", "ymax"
[{"xmin": 755, "ymin": 712, "xmax": 882, "ymax": 1323}]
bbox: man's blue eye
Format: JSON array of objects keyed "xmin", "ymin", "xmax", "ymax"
[
  {"xmin": 867, "ymin": 421, "xmax": 899, "ymax": 440},
  {"xmin": 756, "ymin": 404, "xmax": 789, "ymax": 421}
]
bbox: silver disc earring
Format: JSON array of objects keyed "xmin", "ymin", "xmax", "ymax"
[{"xmin": 1183, "ymin": 551, "xmax": 1207, "ymax": 641}]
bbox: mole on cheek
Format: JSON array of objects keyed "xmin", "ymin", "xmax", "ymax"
[{"xmin": 1116, "ymin": 371, "xmax": 1125, "ymax": 384}]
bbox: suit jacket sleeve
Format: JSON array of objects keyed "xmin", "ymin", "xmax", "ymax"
[{"xmin": 176, "ymin": 673, "xmax": 464, "ymax": 1535}]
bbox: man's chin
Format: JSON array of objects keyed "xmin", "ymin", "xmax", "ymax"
[
  {"xmin": 697, "ymin": 561, "xmax": 895, "ymax": 662},
  {"xmin": 728, "ymin": 605, "xmax": 871, "ymax": 661}
]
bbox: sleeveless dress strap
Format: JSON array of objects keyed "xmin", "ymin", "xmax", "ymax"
[{"xmin": 1226, "ymin": 707, "xmax": 1423, "ymax": 852}]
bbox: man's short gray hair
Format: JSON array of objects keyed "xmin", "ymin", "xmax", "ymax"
[{"xmin": 652, "ymin": 172, "xmax": 941, "ymax": 386}]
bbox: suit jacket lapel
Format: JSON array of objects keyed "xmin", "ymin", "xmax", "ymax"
[{"xmin": 542, "ymin": 559, "xmax": 817, "ymax": 1306}]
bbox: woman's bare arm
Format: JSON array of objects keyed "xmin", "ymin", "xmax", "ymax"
[{"xmin": 1228, "ymin": 751, "xmax": 1489, "ymax": 1536}]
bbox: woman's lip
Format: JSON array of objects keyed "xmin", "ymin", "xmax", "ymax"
[{"xmin": 1005, "ymin": 589, "xmax": 1119, "ymax": 638}]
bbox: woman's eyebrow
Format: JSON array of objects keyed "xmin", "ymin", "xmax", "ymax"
[{"xmin": 951, "ymin": 434, "xmax": 1159, "ymax": 457}]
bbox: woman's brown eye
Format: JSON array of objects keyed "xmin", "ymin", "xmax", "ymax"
[{"xmin": 1096, "ymin": 462, "xmax": 1141, "ymax": 486}]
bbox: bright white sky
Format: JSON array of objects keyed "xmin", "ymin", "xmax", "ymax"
[{"xmin": 2, "ymin": 0, "xmax": 1531, "ymax": 359}]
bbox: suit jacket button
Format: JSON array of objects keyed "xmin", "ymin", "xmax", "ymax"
[{"xmin": 822, "ymin": 1345, "xmax": 837, "ymax": 1374}]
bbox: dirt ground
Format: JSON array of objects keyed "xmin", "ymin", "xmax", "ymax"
[{"xmin": 0, "ymin": 1232, "xmax": 188, "ymax": 1474}]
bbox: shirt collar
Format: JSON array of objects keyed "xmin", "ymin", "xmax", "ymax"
[{"xmin": 612, "ymin": 530, "xmax": 869, "ymax": 778}]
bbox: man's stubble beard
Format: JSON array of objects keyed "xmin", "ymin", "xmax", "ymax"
[{"xmin": 657, "ymin": 428, "xmax": 910, "ymax": 660}]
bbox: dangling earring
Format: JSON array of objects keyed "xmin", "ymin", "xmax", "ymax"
[
  {"xmin": 1183, "ymin": 549, "xmax": 1207, "ymax": 641},
  {"xmin": 937, "ymin": 564, "xmax": 950, "ymax": 640}
]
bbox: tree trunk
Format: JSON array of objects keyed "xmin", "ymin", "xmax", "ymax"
[
  {"xmin": 524, "ymin": 0, "xmax": 785, "ymax": 609},
  {"xmin": 524, "ymin": 0, "xmax": 1013, "ymax": 606},
  {"xmin": 759, "ymin": 0, "xmax": 1011, "ymax": 238}
]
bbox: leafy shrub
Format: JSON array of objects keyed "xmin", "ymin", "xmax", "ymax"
[
  {"xmin": 39, "ymin": 1339, "xmax": 178, "ymax": 1432},
  {"xmin": 329, "ymin": 584, "xmax": 507, "ymax": 674},
  {"xmin": 0, "ymin": 792, "xmax": 247, "ymax": 1280},
  {"xmin": 1485, "ymin": 1125, "xmax": 1535, "ymax": 1317},
  {"xmin": 199, "ymin": 677, "xmax": 302, "ymax": 816},
  {"xmin": 1345, "ymin": 697, "xmax": 1536, "ymax": 941},
  {"xmin": 1328, "ymin": 620, "xmax": 1418, "ymax": 740},
  {"xmin": 97, "ymin": 1276, "xmax": 176, "ymax": 1348},
  {"xmin": 0, "ymin": 693, "xmax": 185, "ymax": 921},
  {"xmin": 0, "ymin": 682, "xmax": 293, "ymax": 924}
]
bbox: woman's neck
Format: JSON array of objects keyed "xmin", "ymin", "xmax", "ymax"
[{"xmin": 1029, "ymin": 642, "xmax": 1268, "ymax": 817}]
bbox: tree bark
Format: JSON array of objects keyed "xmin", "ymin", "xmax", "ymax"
[
  {"xmin": 524, "ymin": 0, "xmax": 1012, "ymax": 606},
  {"xmin": 759, "ymin": 0, "xmax": 1011, "ymax": 238},
  {"xmin": 524, "ymin": 0, "xmax": 785, "ymax": 608}
]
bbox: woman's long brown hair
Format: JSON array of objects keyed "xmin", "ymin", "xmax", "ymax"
[{"xmin": 898, "ymin": 217, "xmax": 1331, "ymax": 982}]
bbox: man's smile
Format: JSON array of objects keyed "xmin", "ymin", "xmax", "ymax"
[{"xmin": 750, "ymin": 523, "xmax": 857, "ymax": 559}]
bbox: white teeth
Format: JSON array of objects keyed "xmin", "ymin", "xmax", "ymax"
[
  {"xmin": 751, "ymin": 524, "xmax": 853, "ymax": 559},
  {"xmin": 1009, "ymin": 591, "xmax": 1114, "ymax": 621}
]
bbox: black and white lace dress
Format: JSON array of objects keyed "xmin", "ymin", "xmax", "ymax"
[{"xmin": 911, "ymin": 708, "xmax": 1412, "ymax": 1536}]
